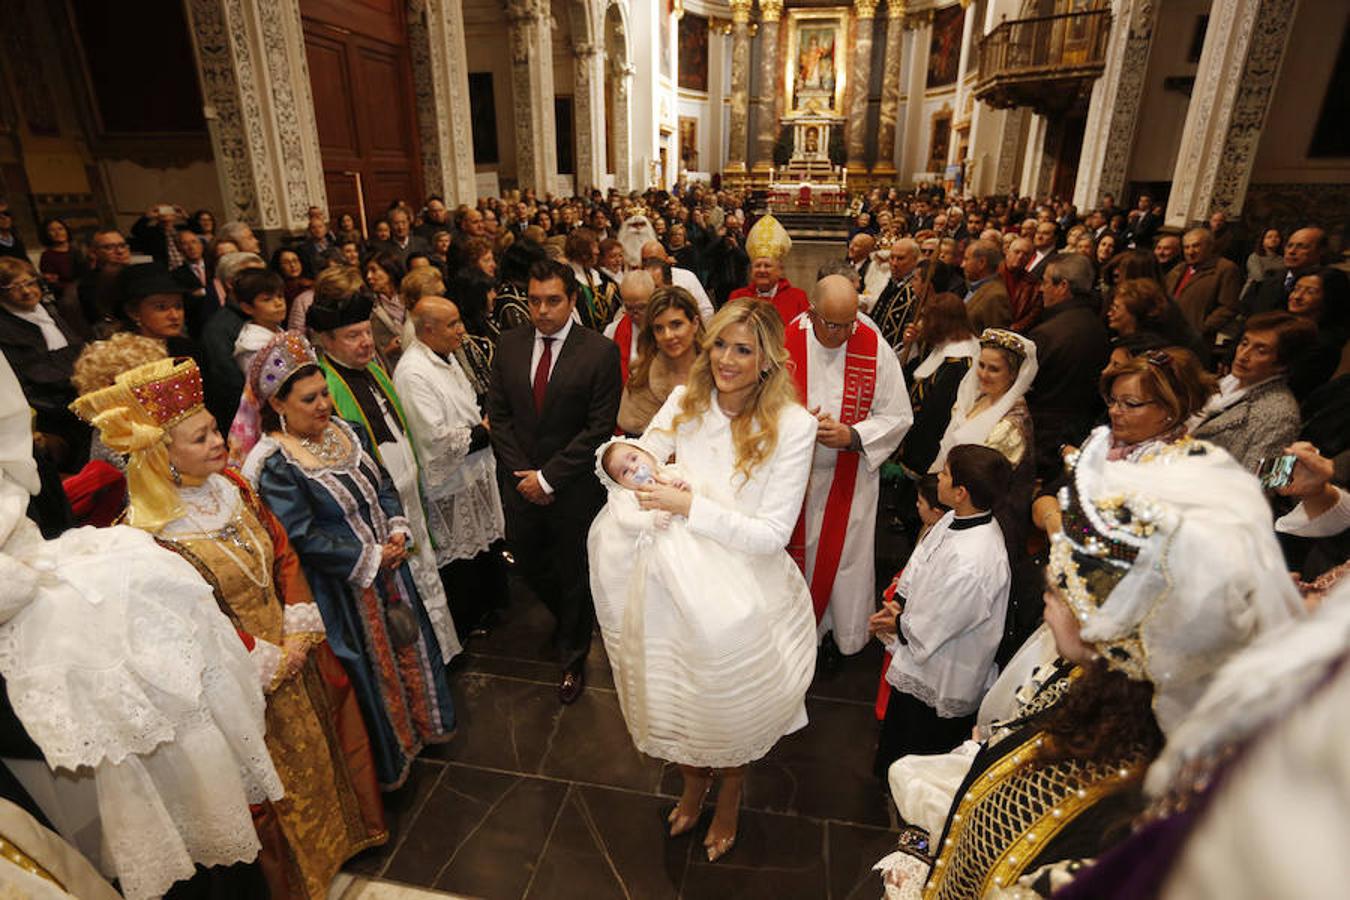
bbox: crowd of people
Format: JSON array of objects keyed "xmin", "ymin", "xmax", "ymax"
[{"xmin": 0, "ymin": 178, "xmax": 1345, "ymax": 897}]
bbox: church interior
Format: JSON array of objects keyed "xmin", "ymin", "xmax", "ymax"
[
  {"xmin": 1, "ymin": 0, "xmax": 1345, "ymax": 242},
  {"xmin": 0, "ymin": 1, "xmax": 1346, "ymax": 899}
]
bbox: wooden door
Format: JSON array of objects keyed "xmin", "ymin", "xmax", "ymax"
[{"xmin": 302, "ymin": 9, "xmax": 421, "ymax": 232}]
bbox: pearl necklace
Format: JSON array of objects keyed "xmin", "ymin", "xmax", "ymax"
[{"xmin": 299, "ymin": 423, "xmax": 347, "ymax": 466}]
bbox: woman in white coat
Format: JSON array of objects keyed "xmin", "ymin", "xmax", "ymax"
[{"xmin": 588, "ymin": 299, "xmax": 818, "ymax": 862}]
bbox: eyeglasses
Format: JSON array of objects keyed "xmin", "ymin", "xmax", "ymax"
[
  {"xmin": 3, "ymin": 277, "xmax": 39, "ymax": 292},
  {"xmin": 1104, "ymin": 395, "xmax": 1157, "ymax": 411},
  {"xmin": 809, "ymin": 309, "xmax": 857, "ymax": 333}
]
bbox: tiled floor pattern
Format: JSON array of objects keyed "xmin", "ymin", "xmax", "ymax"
[{"xmin": 344, "ymin": 581, "xmax": 898, "ymax": 899}]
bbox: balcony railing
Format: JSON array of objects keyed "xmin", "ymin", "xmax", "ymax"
[{"xmin": 974, "ymin": 7, "xmax": 1113, "ymax": 116}]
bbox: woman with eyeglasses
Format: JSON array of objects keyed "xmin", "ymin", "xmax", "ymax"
[
  {"xmin": 1033, "ymin": 347, "xmax": 1213, "ymax": 536},
  {"xmin": 1189, "ymin": 311, "xmax": 1312, "ymax": 471},
  {"xmin": 0, "ymin": 257, "xmax": 86, "ymax": 470}
]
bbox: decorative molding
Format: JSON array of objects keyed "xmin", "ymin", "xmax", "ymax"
[
  {"xmin": 185, "ymin": 0, "xmax": 261, "ymax": 223},
  {"xmin": 1083, "ymin": 0, "xmax": 1156, "ymax": 205},
  {"xmin": 887, "ymin": 0, "xmax": 907, "ymax": 20},
  {"xmin": 729, "ymin": 0, "xmax": 753, "ymax": 25},
  {"xmin": 759, "ymin": 0, "xmax": 784, "ymax": 23},
  {"xmin": 1167, "ymin": 0, "xmax": 1296, "ymax": 224},
  {"xmin": 853, "ymin": 0, "xmax": 880, "ymax": 19}
]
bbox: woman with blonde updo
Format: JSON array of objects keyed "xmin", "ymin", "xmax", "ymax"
[{"xmin": 589, "ymin": 298, "xmax": 818, "ymax": 862}]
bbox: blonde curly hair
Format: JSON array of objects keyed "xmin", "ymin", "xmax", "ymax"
[
  {"xmin": 72, "ymin": 332, "xmax": 168, "ymax": 394},
  {"xmin": 668, "ymin": 298, "xmax": 800, "ymax": 483}
]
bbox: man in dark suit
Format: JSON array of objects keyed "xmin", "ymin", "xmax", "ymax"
[
  {"xmin": 1027, "ymin": 221, "xmax": 1061, "ymax": 281},
  {"xmin": 170, "ymin": 229, "xmax": 219, "ymax": 337},
  {"xmin": 1027, "ymin": 254, "xmax": 1110, "ymax": 481},
  {"xmin": 373, "ymin": 208, "xmax": 431, "ymax": 264},
  {"xmin": 488, "ymin": 259, "xmax": 622, "ymax": 704},
  {"xmin": 296, "ymin": 211, "xmax": 335, "ymax": 276},
  {"xmin": 1242, "ymin": 225, "xmax": 1325, "ymax": 317},
  {"xmin": 129, "ymin": 204, "xmax": 188, "ymax": 267}
]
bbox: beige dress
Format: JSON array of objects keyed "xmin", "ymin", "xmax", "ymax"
[
  {"xmin": 617, "ymin": 353, "xmax": 680, "ymax": 435},
  {"xmin": 163, "ymin": 474, "xmax": 386, "ymax": 898}
]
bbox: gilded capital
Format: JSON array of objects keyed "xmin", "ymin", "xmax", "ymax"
[
  {"xmin": 887, "ymin": 0, "xmax": 907, "ymax": 19},
  {"xmin": 729, "ymin": 0, "xmax": 753, "ymax": 24},
  {"xmin": 759, "ymin": 0, "xmax": 784, "ymax": 23},
  {"xmin": 853, "ymin": 0, "xmax": 879, "ymax": 19}
]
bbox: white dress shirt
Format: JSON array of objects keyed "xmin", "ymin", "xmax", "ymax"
[{"xmin": 528, "ymin": 317, "xmax": 574, "ymax": 494}]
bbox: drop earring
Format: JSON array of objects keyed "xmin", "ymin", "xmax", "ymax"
[
  {"xmin": 280, "ymin": 413, "xmax": 289, "ymax": 435},
  {"xmin": 169, "ymin": 462, "xmax": 182, "ymax": 486}
]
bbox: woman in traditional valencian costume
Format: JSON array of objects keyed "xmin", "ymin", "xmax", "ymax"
[
  {"xmin": 876, "ymin": 425, "xmax": 1303, "ymax": 898},
  {"xmin": 240, "ymin": 332, "xmax": 456, "ymax": 790},
  {"xmin": 73, "ymin": 356, "xmax": 388, "ymax": 899}
]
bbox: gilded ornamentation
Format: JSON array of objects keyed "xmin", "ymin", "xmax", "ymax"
[
  {"xmin": 853, "ymin": 0, "xmax": 879, "ymax": 19},
  {"xmin": 760, "ymin": 0, "xmax": 784, "ymax": 23}
]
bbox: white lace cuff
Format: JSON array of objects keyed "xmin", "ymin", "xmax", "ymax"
[
  {"xmin": 283, "ymin": 602, "xmax": 325, "ymax": 636},
  {"xmin": 388, "ymin": 516, "xmax": 413, "ymax": 541},
  {"xmin": 350, "ymin": 542, "xmax": 381, "ymax": 589},
  {"xmin": 250, "ymin": 638, "xmax": 283, "ymax": 692}
]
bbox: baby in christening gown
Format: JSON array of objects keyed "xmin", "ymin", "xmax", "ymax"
[
  {"xmin": 591, "ymin": 440, "xmax": 788, "ymax": 764},
  {"xmin": 600, "ymin": 441, "xmax": 690, "ymax": 529}
]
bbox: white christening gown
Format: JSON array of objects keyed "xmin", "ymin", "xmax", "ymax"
[{"xmin": 588, "ymin": 387, "xmax": 819, "ymax": 767}]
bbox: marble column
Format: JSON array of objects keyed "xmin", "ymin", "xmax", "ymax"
[
  {"xmin": 1019, "ymin": 113, "xmax": 1049, "ymax": 198},
  {"xmin": 572, "ymin": 42, "xmax": 608, "ymax": 193},
  {"xmin": 611, "ymin": 63, "xmax": 635, "ymax": 192},
  {"xmin": 1166, "ymin": 0, "xmax": 1298, "ymax": 226},
  {"xmin": 873, "ymin": 0, "xmax": 906, "ymax": 177},
  {"xmin": 948, "ymin": 0, "xmax": 977, "ymax": 170},
  {"xmin": 994, "ymin": 107, "xmax": 1028, "ymax": 196},
  {"xmin": 410, "ymin": 0, "xmax": 477, "ymax": 206},
  {"xmin": 899, "ymin": 13, "xmax": 931, "ymax": 180},
  {"xmin": 726, "ymin": 0, "xmax": 753, "ymax": 173},
  {"xmin": 752, "ymin": 0, "xmax": 784, "ymax": 172},
  {"xmin": 846, "ymin": 0, "xmax": 878, "ymax": 173},
  {"xmin": 506, "ymin": 0, "xmax": 557, "ymax": 192},
  {"xmin": 183, "ymin": 0, "xmax": 327, "ymax": 231},
  {"xmin": 1073, "ymin": 0, "xmax": 1157, "ymax": 210}
]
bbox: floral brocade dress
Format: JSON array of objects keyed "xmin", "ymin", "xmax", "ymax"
[
  {"xmin": 243, "ymin": 419, "xmax": 456, "ymax": 790},
  {"xmin": 160, "ymin": 471, "xmax": 387, "ymax": 899}
]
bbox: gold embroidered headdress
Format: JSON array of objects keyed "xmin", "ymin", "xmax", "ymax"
[
  {"xmin": 745, "ymin": 214, "xmax": 792, "ymax": 261},
  {"xmin": 71, "ymin": 357, "xmax": 205, "ymax": 532},
  {"xmin": 1047, "ymin": 425, "xmax": 1304, "ymax": 734}
]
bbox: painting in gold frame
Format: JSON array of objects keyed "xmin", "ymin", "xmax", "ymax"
[{"xmin": 784, "ymin": 8, "xmax": 848, "ymax": 117}]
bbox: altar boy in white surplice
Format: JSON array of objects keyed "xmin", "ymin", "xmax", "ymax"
[{"xmin": 786, "ymin": 275, "xmax": 912, "ymax": 657}]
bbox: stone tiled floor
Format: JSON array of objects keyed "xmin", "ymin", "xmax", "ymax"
[{"xmin": 345, "ymin": 581, "xmax": 898, "ymax": 899}]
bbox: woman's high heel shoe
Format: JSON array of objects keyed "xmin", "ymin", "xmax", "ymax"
[
  {"xmin": 667, "ymin": 775, "xmax": 711, "ymax": 838},
  {"xmin": 704, "ymin": 831, "xmax": 736, "ymax": 862}
]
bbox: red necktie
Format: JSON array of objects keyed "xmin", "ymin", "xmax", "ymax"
[
  {"xmin": 1176, "ymin": 266, "xmax": 1196, "ymax": 293},
  {"xmin": 533, "ymin": 337, "xmax": 555, "ymax": 413}
]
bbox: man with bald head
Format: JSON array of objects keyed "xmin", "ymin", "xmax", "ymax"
[
  {"xmin": 395, "ymin": 295, "xmax": 508, "ymax": 640},
  {"xmin": 604, "ymin": 269, "xmax": 655, "ymax": 382},
  {"xmin": 1001, "ymin": 236, "xmax": 1042, "ymax": 331},
  {"xmin": 869, "ymin": 237, "xmax": 930, "ymax": 349},
  {"xmin": 639, "ymin": 238, "xmax": 714, "ymax": 322},
  {"xmin": 1243, "ymin": 225, "xmax": 1326, "ymax": 317},
  {"xmin": 846, "ymin": 232, "xmax": 876, "ymax": 282},
  {"xmin": 1165, "ymin": 226, "xmax": 1242, "ymax": 342},
  {"xmin": 786, "ymin": 275, "xmax": 912, "ymax": 666}
]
